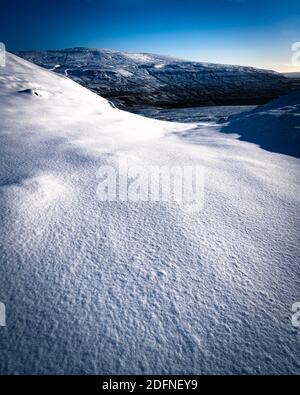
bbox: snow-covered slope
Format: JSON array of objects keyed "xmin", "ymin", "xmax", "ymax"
[
  {"xmin": 222, "ymin": 90, "xmax": 300, "ymax": 158},
  {"xmin": 16, "ymin": 47, "xmax": 297, "ymax": 108},
  {"xmin": 0, "ymin": 53, "xmax": 300, "ymax": 375}
]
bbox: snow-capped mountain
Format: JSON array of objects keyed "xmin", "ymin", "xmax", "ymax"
[
  {"xmin": 1, "ymin": 53, "xmax": 300, "ymax": 374},
  {"xmin": 16, "ymin": 47, "xmax": 297, "ymax": 108}
]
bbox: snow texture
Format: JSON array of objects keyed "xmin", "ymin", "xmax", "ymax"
[{"xmin": 0, "ymin": 53, "xmax": 300, "ymax": 375}]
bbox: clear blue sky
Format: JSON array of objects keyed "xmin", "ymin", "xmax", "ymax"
[{"xmin": 1, "ymin": 0, "xmax": 300, "ymax": 71}]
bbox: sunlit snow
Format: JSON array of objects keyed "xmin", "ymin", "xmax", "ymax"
[{"xmin": 0, "ymin": 53, "xmax": 299, "ymax": 374}]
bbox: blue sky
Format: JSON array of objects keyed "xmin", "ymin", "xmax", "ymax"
[{"xmin": 1, "ymin": 0, "xmax": 300, "ymax": 71}]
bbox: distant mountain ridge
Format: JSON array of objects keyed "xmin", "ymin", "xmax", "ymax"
[
  {"xmin": 284, "ymin": 72, "xmax": 300, "ymax": 79},
  {"xmin": 16, "ymin": 47, "xmax": 299, "ymax": 108}
]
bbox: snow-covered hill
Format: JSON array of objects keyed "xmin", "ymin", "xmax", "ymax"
[
  {"xmin": 0, "ymin": 53, "xmax": 299, "ymax": 374},
  {"xmin": 16, "ymin": 47, "xmax": 297, "ymax": 108},
  {"xmin": 222, "ymin": 90, "xmax": 300, "ymax": 157}
]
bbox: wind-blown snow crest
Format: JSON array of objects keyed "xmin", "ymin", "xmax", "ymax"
[
  {"xmin": 0, "ymin": 53, "xmax": 299, "ymax": 375},
  {"xmin": 222, "ymin": 89, "xmax": 300, "ymax": 157}
]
